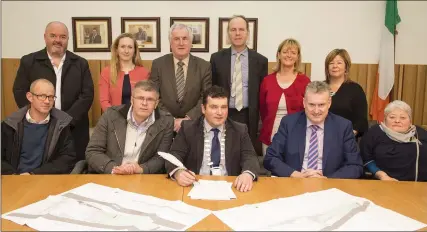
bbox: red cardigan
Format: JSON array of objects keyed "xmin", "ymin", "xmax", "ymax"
[
  {"xmin": 99, "ymin": 65, "xmax": 150, "ymax": 112},
  {"xmin": 259, "ymin": 72, "xmax": 310, "ymax": 145}
]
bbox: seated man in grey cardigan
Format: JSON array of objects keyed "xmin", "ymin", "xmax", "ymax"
[{"xmin": 86, "ymin": 80, "xmax": 174, "ymax": 174}]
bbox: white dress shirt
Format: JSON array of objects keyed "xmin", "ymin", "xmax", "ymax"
[{"xmin": 47, "ymin": 52, "xmax": 66, "ymax": 110}]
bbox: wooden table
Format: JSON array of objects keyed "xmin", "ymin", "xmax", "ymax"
[{"xmin": 2, "ymin": 175, "xmax": 427, "ymax": 231}]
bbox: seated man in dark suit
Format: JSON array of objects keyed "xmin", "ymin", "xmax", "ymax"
[
  {"xmin": 85, "ymin": 80, "xmax": 174, "ymax": 174},
  {"xmin": 264, "ymin": 81, "xmax": 363, "ymax": 179},
  {"xmin": 166, "ymin": 86, "xmax": 260, "ymax": 192},
  {"xmin": 2, "ymin": 79, "xmax": 76, "ymax": 175}
]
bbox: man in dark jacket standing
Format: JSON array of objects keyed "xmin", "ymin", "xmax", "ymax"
[
  {"xmin": 2, "ymin": 79, "xmax": 77, "ymax": 175},
  {"xmin": 13, "ymin": 21, "xmax": 94, "ymax": 161}
]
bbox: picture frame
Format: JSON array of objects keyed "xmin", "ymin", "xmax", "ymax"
[
  {"xmin": 218, "ymin": 17, "xmax": 258, "ymax": 51},
  {"xmin": 72, "ymin": 17, "xmax": 112, "ymax": 52},
  {"xmin": 170, "ymin": 17, "xmax": 210, "ymax": 52},
  {"xmin": 121, "ymin": 17, "xmax": 161, "ymax": 52}
]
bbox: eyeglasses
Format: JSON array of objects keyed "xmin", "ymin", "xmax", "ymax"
[
  {"xmin": 31, "ymin": 93, "xmax": 57, "ymax": 101},
  {"xmin": 132, "ymin": 96, "xmax": 157, "ymax": 104}
]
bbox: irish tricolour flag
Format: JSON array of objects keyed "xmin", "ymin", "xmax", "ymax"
[{"xmin": 370, "ymin": 0, "xmax": 401, "ymax": 122}]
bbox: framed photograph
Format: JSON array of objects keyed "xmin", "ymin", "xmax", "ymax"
[
  {"xmin": 121, "ymin": 17, "xmax": 161, "ymax": 52},
  {"xmin": 170, "ymin": 17, "xmax": 210, "ymax": 52},
  {"xmin": 218, "ymin": 17, "xmax": 258, "ymax": 51},
  {"xmin": 72, "ymin": 17, "xmax": 112, "ymax": 52}
]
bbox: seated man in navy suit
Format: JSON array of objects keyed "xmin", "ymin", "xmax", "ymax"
[{"xmin": 264, "ymin": 81, "xmax": 363, "ymax": 179}]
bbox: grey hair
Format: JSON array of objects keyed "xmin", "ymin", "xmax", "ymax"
[
  {"xmin": 304, "ymin": 81, "xmax": 331, "ymax": 97},
  {"xmin": 133, "ymin": 80, "xmax": 159, "ymax": 98},
  {"xmin": 168, "ymin": 23, "xmax": 193, "ymax": 43},
  {"xmin": 384, "ymin": 100, "xmax": 412, "ymax": 120}
]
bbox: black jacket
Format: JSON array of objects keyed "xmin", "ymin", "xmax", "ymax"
[
  {"xmin": 13, "ymin": 48, "xmax": 94, "ymax": 160},
  {"xmin": 1, "ymin": 106, "xmax": 77, "ymax": 175}
]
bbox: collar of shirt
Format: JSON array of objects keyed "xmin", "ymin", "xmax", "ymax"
[
  {"xmin": 26, "ymin": 109, "xmax": 50, "ymax": 124},
  {"xmin": 231, "ymin": 47, "xmax": 248, "ymax": 57},
  {"xmin": 204, "ymin": 118, "xmax": 225, "ymax": 133},
  {"xmin": 306, "ymin": 118, "xmax": 325, "ymax": 130},
  {"xmin": 127, "ymin": 106, "xmax": 155, "ymax": 132},
  {"xmin": 173, "ymin": 55, "xmax": 190, "ymax": 67},
  {"xmin": 47, "ymin": 51, "xmax": 66, "ymax": 66}
]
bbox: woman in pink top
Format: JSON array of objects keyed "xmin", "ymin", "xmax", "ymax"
[
  {"xmin": 259, "ymin": 38, "xmax": 310, "ymax": 156},
  {"xmin": 99, "ymin": 33, "xmax": 150, "ymax": 112}
]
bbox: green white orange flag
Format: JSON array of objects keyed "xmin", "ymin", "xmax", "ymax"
[{"xmin": 370, "ymin": 0, "xmax": 401, "ymax": 122}]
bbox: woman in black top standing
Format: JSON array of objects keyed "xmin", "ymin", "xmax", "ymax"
[{"xmin": 325, "ymin": 49, "xmax": 368, "ymax": 138}]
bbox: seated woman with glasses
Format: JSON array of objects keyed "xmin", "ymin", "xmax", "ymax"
[
  {"xmin": 99, "ymin": 33, "xmax": 149, "ymax": 112},
  {"xmin": 360, "ymin": 100, "xmax": 427, "ymax": 181}
]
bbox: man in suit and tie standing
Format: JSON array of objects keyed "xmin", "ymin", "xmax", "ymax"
[
  {"xmin": 210, "ymin": 15, "xmax": 268, "ymax": 154},
  {"xmin": 89, "ymin": 28, "xmax": 102, "ymax": 44},
  {"xmin": 150, "ymin": 23, "xmax": 212, "ymax": 133},
  {"xmin": 13, "ymin": 21, "xmax": 94, "ymax": 162},
  {"xmin": 264, "ymin": 81, "xmax": 363, "ymax": 179},
  {"xmin": 166, "ymin": 86, "xmax": 260, "ymax": 192}
]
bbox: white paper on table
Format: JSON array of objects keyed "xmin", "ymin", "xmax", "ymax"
[
  {"xmin": 213, "ymin": 188, "xmax": 427, "ymax": 231},
  {"xmin": 187, "ymin": 179, "xmax": 236, "ymax": 200},
  {"xmin": 2, "ymin": 183, "xmax": 212, "ymax": 231}
]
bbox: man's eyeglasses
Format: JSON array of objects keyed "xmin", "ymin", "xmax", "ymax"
[
  {"xmin": 132, "ymin": 96, "xmax": 157, "ymax": 104},
  {"xmin": 31, "ymin": 93, "xmax": 57, "ymax": 101}
]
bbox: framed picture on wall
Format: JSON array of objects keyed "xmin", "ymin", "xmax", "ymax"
[
  {"xmin": 121, "ymin": 17, "xmax": 161, "ymax": 52},
  {"xmin": 170, "ymin": 17, "xmax": 210, "ymax": 52},
  {"xmin": 72, "ymin": 17, "xmax": 112, "ymax": 52},
  {"xmin": 218, "ymin": 17, "xmax": 258, "ymax": 51}
]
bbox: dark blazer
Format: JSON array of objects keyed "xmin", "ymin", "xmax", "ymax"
[
  {"xmin": 13, "ymin": 48, "xmax": 94, "ymax": 161},
  {"xmin": 264, "ymin": 111, "xmax": 363, "ymax": 179},
  {"xmin": 210, "ymin": 48, "xmax": 268, "ymax": 144},
  {"xmin": 85, "ymin": 104, "xmax": 174, "ymax": 174},
  {"xmin": 149, "ymin": 54, "xmax": 212, "ymax": 119},
  {"xmin": 1, "ymin": 106, "xmax": 77, "ymax": 175},
  {"xmin": 89, "ymin": 34, "xmax": 101, "ymax": 44},
  {"xmin": 165, "ymin": 116, "xmax": 260, "ymax": 178}
]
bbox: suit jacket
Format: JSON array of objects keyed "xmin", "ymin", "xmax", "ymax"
[
  {"xmin": 13, "ymin": 48, "xmax": 94, "ymax": 161},
  {"xmin": 210, "ymin": 48, "xmax": 268, "ymax": 143},
  {"xmin": 149, "ymin": 54, "xmax": 212, "ymax": 119},
  {"xmin": 85, "ymin": 104, "xmax": 174, "ymax": 174},
  {"xmin": 165, "ymin": 116, "xmax": 260, "ymax": 178},
  {"xmin": 89, "ymin": 34, "xmax": 101, "ymax": 44},
  {"xmin": 264, "ymin": 111, "xmax": 363, "ymax": 179}
]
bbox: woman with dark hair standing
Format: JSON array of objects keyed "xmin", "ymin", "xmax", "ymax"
[{"xmin": 325, "ymin": 48, "xmax": 368, "ymax": 138}]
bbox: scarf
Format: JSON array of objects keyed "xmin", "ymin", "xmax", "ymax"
[{"xmin": 379, "ymin": 122, "xmax": 421, "ymax": 145}]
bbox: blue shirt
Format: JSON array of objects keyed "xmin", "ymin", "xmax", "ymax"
[{"xmin": 229, "ymin": 47, "xmax": 249, "ymax": 109}]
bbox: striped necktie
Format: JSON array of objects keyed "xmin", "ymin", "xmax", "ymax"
[
  {"xmin": 176, "ymin": 61, "xmax": 185, "ymax": 102},
  {"xmin": 307, "ymin": 125, "xmax": 320, "ymax": 170},
  {"xmin": 231, "ymin": 53, "xmax": 243, "ymax": 111}
]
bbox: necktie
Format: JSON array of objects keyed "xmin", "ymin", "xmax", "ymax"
[
  {"xmin": 307, "ymin": 125, "xmax": 320, "ymax": 170},
  {"xmin": 210, "ymin": 128, "xmax": 220, "ymax": 167},
  {"xmin": 176, "ymin": 61, "xmax": 185, "ymax": 102},
  {"xmin": 231, "ymin": 54, "xmax": 243, "ymax": 111}
]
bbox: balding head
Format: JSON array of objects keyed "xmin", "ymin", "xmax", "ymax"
[
  {"xmin": 29, "ymin": 78, "xmax": 55, "ymax": 93},
  {"xmin": 44, "ymin": 21, "xmax": 69, "ymax": 57},
  {"xmin": 26, "ymin": 79, "xmax": 56, "ymax": 116}
]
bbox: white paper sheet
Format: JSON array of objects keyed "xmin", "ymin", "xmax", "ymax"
[
  {"xmin": 187, "ymin": 179, "xmax": 236, "ymax": 200},
  {"xmin": 212, "ymin": 188, "xmax": 427, "ymax": 231},
  {"xmin": 2, "ymin": 183, "xmax": 212, "ymax": 231}
]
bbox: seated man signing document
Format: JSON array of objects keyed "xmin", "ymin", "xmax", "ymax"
[{"xmin": 165, "ymin": 86, "xmax": 260, "ymax": 192}]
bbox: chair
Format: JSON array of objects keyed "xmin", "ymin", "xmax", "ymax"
[{"xmin": 71, "ymin": 160, "xmax": 88, "ymax": 174}]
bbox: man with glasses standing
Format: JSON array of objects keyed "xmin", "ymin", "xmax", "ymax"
[
  {"xmin": 13, "ymin": 21, "xmax": 94, "ymax": 161},
  {"xmin": 2, "ymin": 79, "xmax": 77, "ymax": 175},
  {"xmin": 85, "ymin": 80, "xmax": 174, "ymax": 174},
  {"xmin": 150, "ymin": 23, "xmax": 211, "ymax": 133}
]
